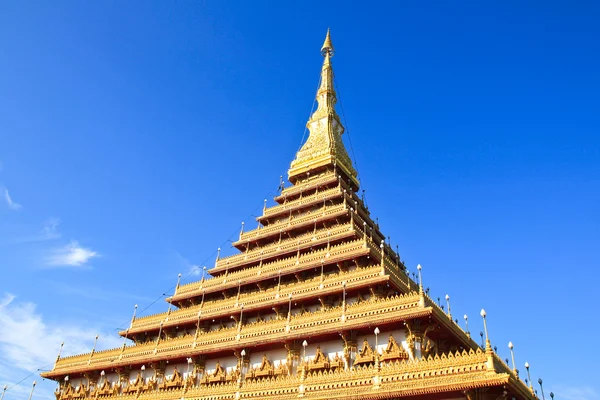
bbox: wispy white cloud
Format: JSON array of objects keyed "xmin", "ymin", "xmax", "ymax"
[
  {"xmin": 189, "ymin": 264, "xmax": 202, "ymax": 276},
  {"xmin": 0, "ymin": 293, "xmax": 121, "ymax": 399},
  {"xmin": 554, "ymin": 385, "xmax": 600, "ymax": 400},
  {"xmin": 44, "ymin": 240, "xmax": 98, "ymax": 268},
  {"xmin": 41, "ymin": 218, "xmax": 61, "ymax": 240},
  {"xmin": 50, "ymin": 282, "xmax": 154, "ymax": 303},
  {"xmin": 173, "ymin": 250, "xmax": 207, "ymax": 280},
  {"xmin": 4, "ymin": 188, "xmax": 22, "ymax": 210}
]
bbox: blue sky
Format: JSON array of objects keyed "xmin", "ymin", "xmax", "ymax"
[{"xmin": 1, "ymin": 1, "xmax": 599, "ymax": 399}]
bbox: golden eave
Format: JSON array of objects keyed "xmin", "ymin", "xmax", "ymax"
[
  {"xmin": 123, "ymin": 265, "xmax": 388, "ymax": 336},
  {"xmin": 49, "ymin": 347, "xmax": 535, "ymax": 400},
  {"xmin": 214, "ymin": 221, "xmax": 357, "ymax": 275},
  {"xmin": 173, "ymin": 235, "xmax": 375, "ymax": 302},
  {"xmin": 274, "ymin": 173, "xmax": 339, "ymax": 202},
  {"xmin": 234, "ymin": 203, "xmax": 347, "ymax": 245},
  {"xmin": 258, "ymin": 183, "xmax": 347, "ymax": 222},
  {"xmin": 43, "ymin": 292, "xmax": 428, "ymax": 379}
]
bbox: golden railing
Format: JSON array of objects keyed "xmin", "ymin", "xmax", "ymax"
[
  {"xmin": 54, "ymin": 347, "xmax": 534, "ymax": 400},
  {"xmin": 236, "ymin": 203, "xmax": 347, "ymax": 244},
  {"xmin": 261, "ymin": 185, "xmax": 343, "ymax": 219},
  {"xmin": 173, "ymin": 237, "xmax": 371, "ymax": 301},
  {"xmin": 126, "ymin": 265, "xmax": 387, "ymax": 335},
  {"xmin": 214, "ymin": 222, "xmax": 356, "ymax": 274},
  {"xmin": 47, "ymin": 292, "xmax": 426, "ymax": 377},
  {"xmin": 275, "ymin": 173, "xmax": 338, "ymax": 202}
]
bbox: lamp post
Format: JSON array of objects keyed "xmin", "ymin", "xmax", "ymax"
[
  {"xmin": 445, "ymin": 295, "xmax": 451, "ymax": 318},
  {"xmin": 374, "ymin": 327, "xmax": 380, "ymax": 355},
  {"xmin": 240, "ymin": 349, "xmax": 246, "ymax": 377},
  {"xmin": 100, "ymin": 371, "xmax": 105, "ymax": 387},
  {"xmin": 277, "ymin": 270, "xmax": 282, "ymax": 297},
  {"xmin": 238, "ymin": 304, "xmax": 244, "ymax": 331},
  {"xmin": 416, "ymin": 264, "xmax": 423, "ymax": 289},
  {"xmin": 186, "ymin": 358, "xmax": 193, "ymax": 379},
  {"xmin": 342, "ymin": 281, "xmax": 347, "ymax": 321},
  {"xmin": 538, "ymin": 378, "xmax": 546, "ymax": 400},
  {"xmin": 27, "ymin": 381, "xmax": 36, "ymax": 400},
  {"xmin": 320, "ymin": 260, "xmax": 324, "ymax": 289},
  {"xmin": 141, "ymin": 365, "xmax": 145, "ymax": 384},
  {"xmin": 464, "ymin": 314, "xmax": 470, "ymax": 337},
  {"xmin": 302, "ymin": 340, "xmax": 308, "ymax": 365},
  {"xmin": 480, "ymin": 309, "xmax": 490, "ymax": 350},
  {"xmin": 508, "ymin": 342, "xmax": 516, "ymax": 374},
  {"xmin": 525, "ymin": 362, "xmax": 533, "ymax": 391}
]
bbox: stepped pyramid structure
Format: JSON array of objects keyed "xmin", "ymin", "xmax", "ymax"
[{"xmin": 42, "ymin": 31, "xmax": 537, "ymax": 400}]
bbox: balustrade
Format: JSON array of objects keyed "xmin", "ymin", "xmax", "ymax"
[
  {"xmin": 51, "ymin": 292, "xmax": 424, "ymax": 375},
  {"xmin": 214, "ymin": 222, "xmax": 355, "ymax": 274},
  {"xmin": 128, "ymin": 265, "xmax": 385, "ymax": 334}
]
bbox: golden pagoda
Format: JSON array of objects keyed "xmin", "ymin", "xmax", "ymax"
[{"xmin": 42, "ymin": 30, "xmax": 538, "ymax": 400}]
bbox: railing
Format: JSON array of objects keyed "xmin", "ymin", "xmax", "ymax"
[
  {"xmin": 260, "ymin": 185, "xmax": 343, "ymax": 219},
  {"xmin": 275, "ymin": 173, "xmax": 339, "ymax": 202},
  {"xmin": 214, "ymin": 222, "xmax": 355, "ymax": 274},
  {"xmin": 55, "ymin": 347, "xmax": 532, "ymax": 400},
  {"xmin": 173, "ymin": 237, "xmax": 370, "ymax": 300},
  {"xmin": 236, "ymin": 204, "xmax": 347, "ymax": 243},
  {"xmin": 127, "ymin": 265, "xmax": 386, "ymax": 334},
  {"xmin": 48, "ymin": 292, "xmax": 425, "ymax": 376}
]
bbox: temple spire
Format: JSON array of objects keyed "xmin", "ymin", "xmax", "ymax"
[
  {"xmin": 321, "ymin": 28, "xmax": 334, "ymax": 56},
  {"xmin": 288, "ymin": 29, "xmax": 358, "ymax": 188}
]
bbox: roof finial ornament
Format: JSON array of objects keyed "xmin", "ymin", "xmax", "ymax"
[
  {"xmin": 321, "ymin": 28, "xmax": 334, "ymax": 57},
  {"xmin": 129, "ymin": 304, "xmax": 138, "ymax": 329}
]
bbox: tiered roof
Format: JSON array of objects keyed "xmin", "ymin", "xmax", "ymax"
[{"xmin": 42, "ymin": 30, "xmax": 538, "ymax": 400}]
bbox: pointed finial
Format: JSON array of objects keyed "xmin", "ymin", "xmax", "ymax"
[
  {"xmin": 27, "ymin": 381, "xmax": 36, "ymax": 400},
  {"xmin": 174, "ymin": 274, "xmax": 182, "ymax": 297},
  {"xmin": 91, "ymin": 334, "xmax": 99, "ymax": 354},
  {"xmin": 321, "ymin": 28, "xmax": 334, "ymax": 57},
  {"xmin": 56, "ymin": 341, "xmax": 64, "ymax": 362}
]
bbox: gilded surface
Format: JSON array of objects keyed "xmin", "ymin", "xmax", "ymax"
[
  {"xmin": 288, "ymin": 31, "xmax": 357, "ymax": 185},
  {"xmin": 52, "ymin": 348, "xmax": 534, "ymax": 400},
  {"xmin": 42, "ymin": 31, "xmax": 536, "ymax": 400}
]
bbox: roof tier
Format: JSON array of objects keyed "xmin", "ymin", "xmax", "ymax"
[
  {"xmin": 122, "ymin": 264, "xmax": 390, "ymax": 337},
  {"xmin": 47, "ymin": 348, "xmax": 534, "ymax": 400},
  {"xmin": 44, "ymin": 291, "xmax": 432, "ymax": 378}
]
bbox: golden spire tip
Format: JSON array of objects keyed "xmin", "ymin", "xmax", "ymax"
[{"xmin": 321, "ymin": 28, "xmax": 334, "ymax": 57}]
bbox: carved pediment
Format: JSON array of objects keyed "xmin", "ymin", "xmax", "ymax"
[
  {"xmin": 381, "ymin": 334, "xmax": 409, "ymax": 362},
  {"xmin": 160, "ymin": 367, "xmax": 184, "ymax": 389},
  {"xmin": 355, "ymin": 339, "xmax": 376, "ymax": 365},
  {"xmin": 309, "ymin": 346, "xmax": 330, "ymax": 370}
]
